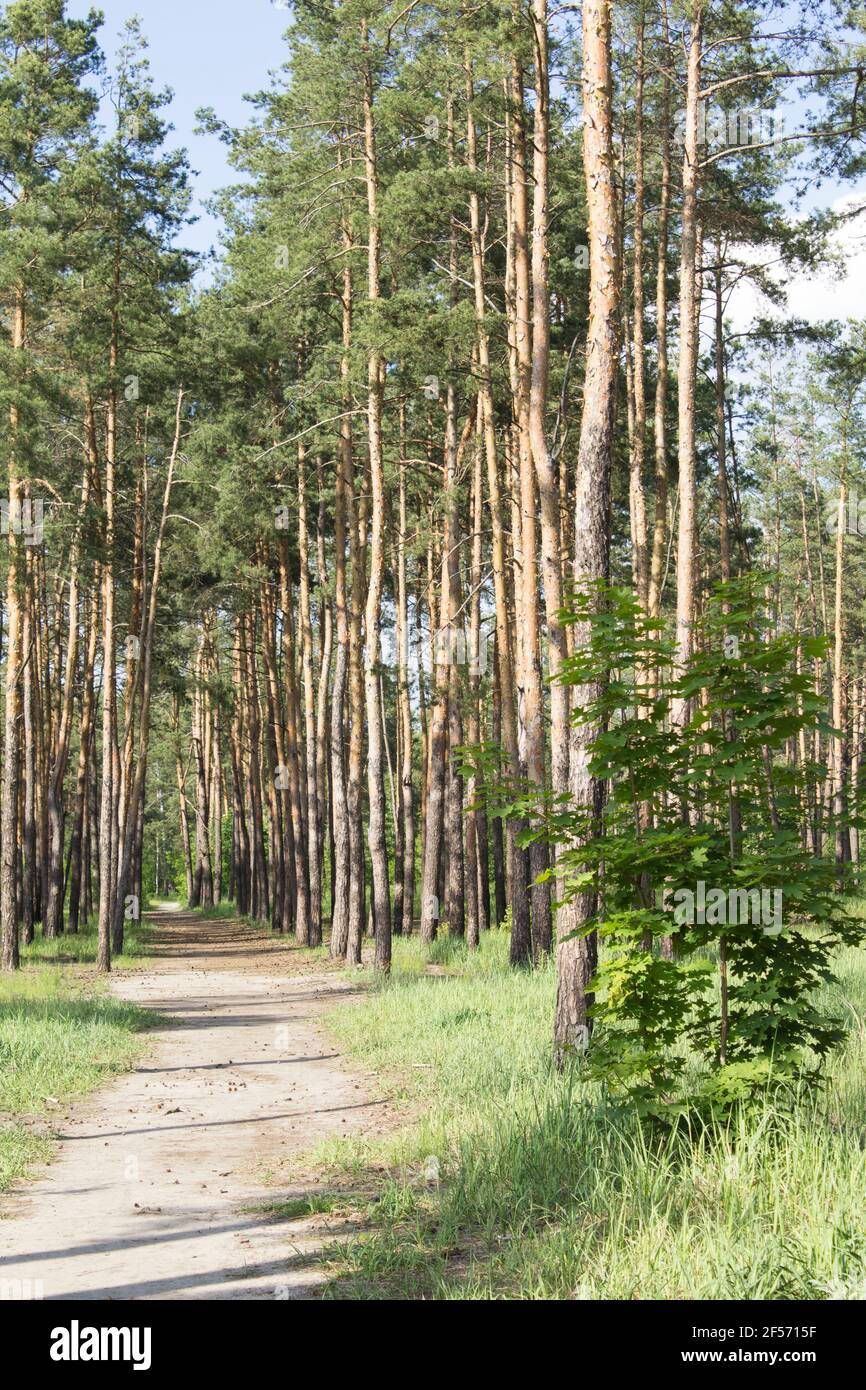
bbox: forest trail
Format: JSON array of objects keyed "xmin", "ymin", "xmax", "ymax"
[{"xmin": 0, "ymin": 910, "xmax": 386, "ymax": 1300}]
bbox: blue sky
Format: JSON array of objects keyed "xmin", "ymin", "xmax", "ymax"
[
  {"xmin": 66, "ymin": 1, "xmax": 295, "ymax": 261},
  {"xmin": 65, "ymin": 2, "xmax": 865, "ymax": 323}
]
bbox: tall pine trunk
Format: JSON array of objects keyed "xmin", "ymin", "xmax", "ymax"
[{"xmin": 553, "ymin": 0, "xmax": 620, "ymax": 1064}]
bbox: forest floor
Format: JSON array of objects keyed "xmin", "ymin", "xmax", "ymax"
[
  {"xmin": 314, "ymin": 928, "xmax": 866, "ymax": 1299},
  {"xmin": 0, "ymin": 908, "xmax": 392, "ymax": 1300},
  {"xmin": 4, "ymin": 910, "xmax": 866, "ymax": 1300}
]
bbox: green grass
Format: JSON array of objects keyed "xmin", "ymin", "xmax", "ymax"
[
  {"xmin": 0, "ymin": 923, "xmax": 155, "ymax": 1197},
  {"xmin": 190, "ymin": 901, "xmax": 241, "ymax": 921},
  {"xmin": 315, "ymin": 925, "xmax": 866, "ymax": 1300},
  {"xmin": 250, "ymin": 1193, "xmax": 352, "ymax": 1222},
  {"xmin": 20, "ymin": 914, "xmax": 154, "ymax": 967}
]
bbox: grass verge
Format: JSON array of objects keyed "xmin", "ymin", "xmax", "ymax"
[
  {"xmin": 20, "ymin": 914, "xmax": 154, "ymax": 967},
  {"xmin": 189, "ymin": 901, "xmax": 242, "ymax": 921},
  {"xmin": 0, "ymin": 919, "xmax": 155, "ymax": 1196},
  {"xmin": 308, "ymin": 927, "xmax": 866, "ymax": 1300}
]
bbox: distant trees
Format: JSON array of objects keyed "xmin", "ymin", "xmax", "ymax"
[{"xmin": 0, "ymin": 1, "xmax": 191, "ymax": 972}]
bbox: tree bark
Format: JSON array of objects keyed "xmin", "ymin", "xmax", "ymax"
[
  {"xmin": 553, "ymin": 0, "xmax": 620, "ymax": 1064},
  {"xmin": 671, "ymin": 9, "xmax": 704, "ymax": 730},
  {"xmin": 361, "ymin": 25, "xmax": 392, "ymax": 970},
  {"xmin": 2, "ymin": 289, "xmax": 25, "ymax": 972}
]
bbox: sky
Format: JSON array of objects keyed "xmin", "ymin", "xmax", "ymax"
[
  {"xmin": 719, "ymin": 89, "xmax": 866, "ymax": 334},
  {"xmin": 66, "ymin": 0, "xmax": 296, "ymax": 261},
  {"xmin": 727, "ymin": 195, "xmax": 866, "ymax": 334},
  {"xmin": 66, "ymin": 1, "xmax": 866, "ymax": 324}
]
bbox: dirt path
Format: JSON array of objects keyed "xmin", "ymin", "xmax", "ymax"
[{"xmin": 0, "ymin": 910, "xmax": 386, "ymax": 1300}]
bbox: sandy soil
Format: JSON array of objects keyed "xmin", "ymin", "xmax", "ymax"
[{"xmin": 0, "ymin": 910, "xmax": 387, "ymax": 1300}]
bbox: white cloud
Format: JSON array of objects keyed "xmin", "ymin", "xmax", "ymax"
[{"xmin": 724, "ymin": 194, "xmax": 866, "ymax": 332}]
